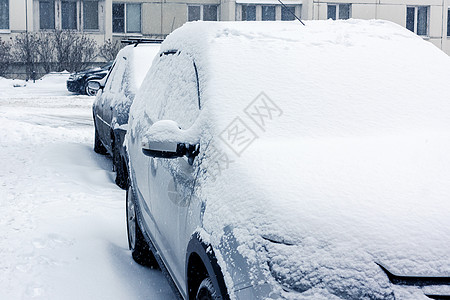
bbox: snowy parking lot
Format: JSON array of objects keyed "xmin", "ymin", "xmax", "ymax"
[{"xmin": 0, "ymin": 73, "xmax": 176, "ymax": 299}]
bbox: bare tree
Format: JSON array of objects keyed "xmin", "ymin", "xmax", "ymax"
[
  {"xmin": 72, "ymin": 33, "xmax": 97, "ymax": 70},
  {"xmin": 0, "ymin": 38, "xmax": 11, "ymax": 77},
  {"xmin": 35, "ymin": 32, "xmax": 56, "ymax": 74},
  {"xmin": 12, "ymin": 33, "xmax": 39, "ymax": 80},
  {"xmin": 98, "ymin": 39, "xmax": 122, "ymax": 62},
  {"xmin": 11, "ymin": 31, "xmax": 98, "ymax": 79},
  {"xmin": 53, "ymin": 30, "xmax": 98, "ymax": 72}
]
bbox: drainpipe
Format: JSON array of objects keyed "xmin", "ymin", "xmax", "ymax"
[
  {"xmin": 25, "ymin": 0, "xmax": 29, "ymax": 81},
  {"xmin": 25, "ymin": 0, "xmax": 28, "ymax": 33},
  {"xmin": 161, "ymin": 0, "xmax": 163, "ymax": 36},
  {"xmin": 315, "ymin": 0, "xmax": 318, "ymax": 20},
  {"xmin": 441, "ymin": 0, "xmax": 445, "ymax": 49}
]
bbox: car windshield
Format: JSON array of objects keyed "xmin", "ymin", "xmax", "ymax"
[{"xmin": 101, "ymin": 62, "xmax": 113, "ymax": 70}]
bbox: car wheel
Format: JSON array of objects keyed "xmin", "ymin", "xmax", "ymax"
[
  {"xmin": 196, "ymin": 277, "xmax": 220, "ymax": 300},
  {"xmin": 113, "ymin": 142, "xmax": 128, "ymax": 189},
  {"xmin": 85, "ymin": 81, "xmax": 97, "ymax": 96},
  {"xmin": 126, "ymin": 187, "xmax": 158, "ymax": 268},
  {"xmin": 94, "ymin": 124, "xmax": 107, "ymax": 154},
  {"xmin": 112, "ymin": 139, "xmax": 120, "ymax": 172}
]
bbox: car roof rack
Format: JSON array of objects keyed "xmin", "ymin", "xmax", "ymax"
[{"xmin": 121, "ymin": 38, "xmax": 164, "ymax": 46}]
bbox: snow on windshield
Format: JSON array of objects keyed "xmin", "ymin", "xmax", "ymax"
[{"xmin": 109, "ymin": 44, "xmax": 160, "ymax": 125}]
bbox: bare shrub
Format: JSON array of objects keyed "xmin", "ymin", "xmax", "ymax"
[
  {"xmin": 12, "ymin": 32, "xmax": 39, "ymax": 80},
  {"xmin": 0, "ymin": 38, "xmax": 11, "ymax": 77},
  {"xmin": 98, "ymin": 39, "xmax": 122, "ymax": 62},
  {"xmin": 53, "ymin": 30, "xmax": 98, "ymax": 72},
  {"xmin": 35, "ymin": 32, "xmax": 56, "ymax": 74},
  {"xmin": 12, "ymin": 31, "xmax": 98, "ymax": 78}
]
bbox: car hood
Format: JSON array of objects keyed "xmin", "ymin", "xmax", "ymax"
[
  {"xmin": 73, "ymin": 67, "xmax": 106, "ymax": 77},
  {"xmin": 200, "ymin": 133, "xmax": 450, "ymax": 297}
]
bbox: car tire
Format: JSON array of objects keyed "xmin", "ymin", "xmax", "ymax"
[
  {"xmin": 113, "ymin": 141, "xmax": 128, "ymax": 190},
  {"xmin": 94, "ymin": 125, "xmax": 107, "ymax": 155},
  {"xmin": 85, "ymin": 81, "xmax": 97, "ymax": 96},
  {"xmin": 126, "ymin": 187, "xmax": 158, "ymax": 268},
  {"xmin": 196, "ymin": 277, "xmax": 220, "ymax": 300},
  {"xmin": 112, "ymin": 138, "xmax": 120, "ymax": 172}
]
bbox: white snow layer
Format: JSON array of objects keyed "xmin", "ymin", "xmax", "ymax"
[
  {"xmin": 130, "ymin": 20, "xmax": 450, "ymax": 299},
  {"xmin": 105, "ymin": 43, "xmax": 160, "ymax": 125},
  {"xmin": 0, "ymin": 75, "xmax": 175, "ymax": 299}
]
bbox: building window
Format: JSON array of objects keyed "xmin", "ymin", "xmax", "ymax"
[
  {"xmin": 188, "ymin": 5, "xmax": 218, "ymax": 21},
  {"xmin": 242, "ymin": 5, "xmax": 256, "ymax": 21},
  {"xmin": 262, "ymin": 6, "xmax": 275, "ymax": 21},
  {"xmin": 339, "ymin": 3, "xmax": 350, "ymax": 19},
  {"xmin": 406, "ymin": 7, "xmax": 414, "ymax": 31},
  {"xmin": 327, "ymin": 3, "xmax": 351, "ymax": 20},
  {"xmin": 188, "ymin": 6, "xmax": 200, "ymax": 21},
  {"xmin": 327, "ymin": 4, "xmax": 336, "ymax": 20},
  {"xmin": 126, "ymin": 4, "xmax": 141, "ymax": 32},
  {"xmin": 203, "ymin": 5, "xmax": 218, "ymax": 21},
  {"xmin": 406, "ymin": 6, "xmax": 428, "ymax": 36},
  {"xmin": 83, "ymin": 0, "xmax": 99, "ymax": 30},
  {"xmin": 40, "ymin": 0, "xmax": 55, "ymax": 29},
  {"xmin": 113, "ymin": 3, "xmax": 141, "ymax": 33},
  {"xmin": 112, "ymin": 3, "xmax": 124, "ymax": 32},
  {"xmin": 447, "ymin": 8, "xmax": 450, "ymax": 37},
  {"xmin": 0, "ymin": 0, "xmax": 8, "ymax": 29},
  {"xmin": 281, "ymin": 6, "xmax": 295, "ymax": 21},
  {"xmin": 240, "ymin": 4, "xmax": 300, "ymax": 21},
  {"xmin": 61, "ymin": 0, "xmax": 77, "ymax": 30},
  {"xmin": 38, "ymin": 0, "xmax": 99, "ymax": 31}
]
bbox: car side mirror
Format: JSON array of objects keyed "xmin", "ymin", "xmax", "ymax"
[
  {"xmin": 142, "ymin": 141, "xmax": 187, "ymax": 158},
  {"xmin": 141, "ymin": 120, "xmax": 199, "ymax": 163},
  {"xmin": 88, "ymin": 80, "xmax": 102, "ymax": 93}
]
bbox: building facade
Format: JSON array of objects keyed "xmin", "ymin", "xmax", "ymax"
[{"xmin": 1, "ymin": 0, "xmax": 450, "ymax": 54}]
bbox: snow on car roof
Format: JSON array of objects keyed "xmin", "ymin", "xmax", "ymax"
[
  {"xmin": 162, "ymin": 19, "xmax": 423, "ymax": 50},
  {"xmin": 161, "ymin": 20, "xmax": 450, "ymax": 139}
]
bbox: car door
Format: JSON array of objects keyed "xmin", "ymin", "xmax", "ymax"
[
  {"xmin": 102, "ymin": 55, "xmax": 127, "ymax": 152},
  {"xmin": 94, "ymin": 60, "xmax": 118, "ymax": 148},
  {"xmin": 93, "ymin": 77, "xmax": 108, "ymax": 142},
  {"xmin": 143, "ymin": 51, "xmax": 200, "ymax": 292}
]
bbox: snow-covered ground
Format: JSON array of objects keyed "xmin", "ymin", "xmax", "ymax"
[{"xmin": 0, "ymin": 73, "xmax": 176, "ymax": 299}]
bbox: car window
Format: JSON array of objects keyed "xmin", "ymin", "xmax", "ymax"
[
  {"xmin": 104, "ymin": 56, "xmax": 126, "ymax": 94},
  {"xmin": 103, "ymin": 61, "xmax": 117, "ymax": 93},
  {"xmin": 143, "ymin": 51, "xmax": 200, "ymax": 129},
  {"xmin": 120, "ymin": 67, "xmax": 131, "ymax": 97}
]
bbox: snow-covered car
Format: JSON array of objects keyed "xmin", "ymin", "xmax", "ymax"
[
  {"xmin": 92, "ymin": 42, "xmax": 161, "ymax": 189},
  {"xmin": 66, "ymin": 62, "xmax": 112, "ymax": 96},
  {"xmin": 126, "ymin": 20, "xmax": 450, "ymax": 299}
]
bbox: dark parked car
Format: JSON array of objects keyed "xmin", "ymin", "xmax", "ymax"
[
  {"xmin": 67, "ymin": 62, "xmax": 112, "ymax": 96},
  {"xmin": 92, "ymin": 41, "xmax": 160, "ymax": 189},
  {"xmin": 126, "ymin": 21, "xmax": 450, "ymax": 300}
]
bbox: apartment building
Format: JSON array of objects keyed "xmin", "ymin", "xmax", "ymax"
[{"xmin": 0, "ymin": 0, "xmax": 450, "ymax": 54}]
